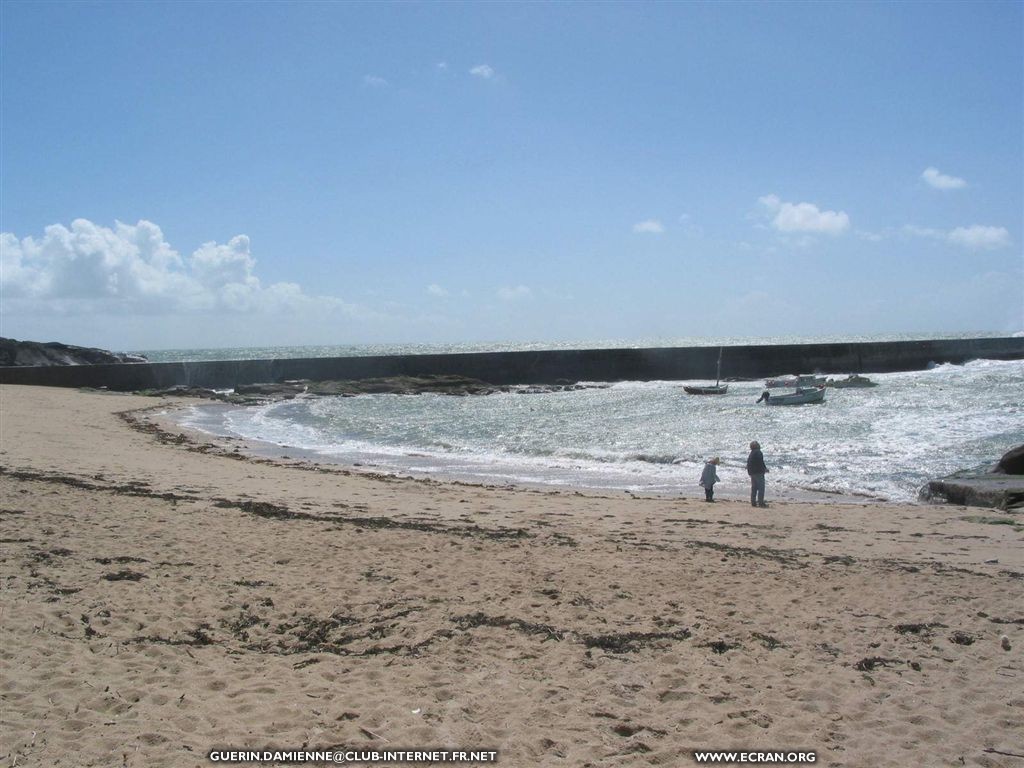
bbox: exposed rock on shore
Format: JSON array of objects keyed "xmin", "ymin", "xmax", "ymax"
[
  {"xmin": 307, "ymin": 375, "xmax": 505, "ymax": 396},
  {"xmin": 993, "ymin": 444, "xmax": 1024, "ymax": 475},
  {"xmin": 140, "ymin": 375, "xmax": 608, "ymax": 404},
  {"xmin": 921, "ymin": 444, "xmax": 1024, "ymax": 511},
  {"xmin": 0, "ymin": 337, "xmax": 147, "ymax": 367}
]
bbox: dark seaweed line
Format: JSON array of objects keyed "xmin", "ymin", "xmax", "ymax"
[
  {"xmin": 0, "ymin": 465, "xmax": 531, "ymax": 542},
  {"xmin": 0, "ymin": 466, "xmax": 199, "ymax": 503},
  {"xmin": 683, "ymin": 539, "xmax": 808, "ymax": 568},
  {"xmin": 452, "ymin": 611, "xmax": 692, "ymax": 653},
  {"xmin": 214, "ymin": 498, "xmax": 531, "ymax": 541},
  {"xmin": 878, "ymin": 557, "xmax": 1017, "ymax": 580}
]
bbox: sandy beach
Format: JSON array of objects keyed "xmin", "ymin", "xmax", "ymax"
[{"xmin": 1, "ymin": 383, "xmax": 1021, "ymax": 767}]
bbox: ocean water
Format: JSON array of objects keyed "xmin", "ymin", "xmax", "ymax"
[{"xmin": 177, "ymin": 357, "xmax": 1024, "ymax": 504}]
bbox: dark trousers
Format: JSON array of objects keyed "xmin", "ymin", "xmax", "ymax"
[
  {"xmin": 750, "ymin": 474, "xmax": 765, "ymax": 506},
  {"xmin": 704, "ymin": 486, "xmax": 714, "ymax": 501}
]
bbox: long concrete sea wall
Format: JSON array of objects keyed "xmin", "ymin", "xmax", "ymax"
[{"xmin": 1, "ymin": 337, "xmax": 1022, "ymax": 391}]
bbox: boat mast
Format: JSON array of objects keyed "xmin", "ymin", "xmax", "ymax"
[{"xmin": 715, "ymin": 347, "xmax": 723, "ymax": 387}]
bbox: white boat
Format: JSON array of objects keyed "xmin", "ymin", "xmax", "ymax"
[{"xmin": 757, "ymin": 386, "xmax": 826, "ymax": 405}]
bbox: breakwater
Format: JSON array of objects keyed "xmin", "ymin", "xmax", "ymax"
[{"xmin": 1, "ymin": 337, "xmax": 1022, "ymax": 391}]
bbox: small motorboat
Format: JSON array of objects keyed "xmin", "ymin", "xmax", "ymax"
[
  {"xmin": 757, "ymin": 386, "xmax": 826, "ymax": 405},
  {"xmin": 684, "ymin": 347, "xmax": 729, "ymax": 395}
]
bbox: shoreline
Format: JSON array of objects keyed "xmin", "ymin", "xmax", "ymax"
[
  {"xmin": 159, "ymin": 397, "xmax": 901, "ymax": 507},
  {"xmin": 1, "ymin": 384, "xmax": 1021, "ymax": 767}
]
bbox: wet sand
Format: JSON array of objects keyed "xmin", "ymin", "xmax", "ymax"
[{"xmin": 1, "ymin": 384, "xmax": 1021, "ymax": 767}]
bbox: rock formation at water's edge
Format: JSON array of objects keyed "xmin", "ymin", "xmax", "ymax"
[{"xmin": 0, "ymin": 337, "xmax": 147, "ymax": 367}]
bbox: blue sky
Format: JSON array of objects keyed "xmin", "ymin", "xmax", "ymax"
[{"xmin": 1, "ymin": 0, "xmax": 1021, "ymax": 350}]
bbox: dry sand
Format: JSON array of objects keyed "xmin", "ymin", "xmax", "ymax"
[{"xmin": 1, "ymin": 384, "xmax": 1021, "ymax": 767}]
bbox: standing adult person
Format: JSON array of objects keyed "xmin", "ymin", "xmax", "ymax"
[{"xmin": 747, "ymin": 441, "xmax": 768, "ymax": 508}]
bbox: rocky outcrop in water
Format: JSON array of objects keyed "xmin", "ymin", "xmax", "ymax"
[
  {"xmin": 0, "ymin": 337, "xmax": 147, "ymax": 367},
  {"xmin": 307, "ymin": 376, "xmax": 606, "ymax": 397},
  {"xmin": 921, "ymin": 444, "xmax": 1024, "ymax": 511},
  {"xmin": 307, "ymin": 375, "xmax": 504, "ymax": 396},
  {"xmin": 140, "ymin": 375, "xmax": 608, "ymax": 404}
]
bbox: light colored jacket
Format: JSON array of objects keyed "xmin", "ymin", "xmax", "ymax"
[{"xmin": 700, "ymin": 462, "xmax": 719, "ymax": 487}]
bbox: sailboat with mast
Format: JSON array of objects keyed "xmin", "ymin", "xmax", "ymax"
[{"xmin": 684, "ymin": 347, "xmax": 729, "ymax": 395}]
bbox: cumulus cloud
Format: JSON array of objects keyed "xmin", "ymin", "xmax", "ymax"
[
  {"xmin": 362, "ymin": 75, "xmax": 389, "ymax": 88},
  {"xmin": 922, "ymin": 166, "xmax": 966, "ymax": 190},
  {"xmin": 903, "ymin": 223, "xmax": 1011, "ymax": 250},
  {"xmin": 632, "ymin": 219, "xmax": 665, "ymax": 234},
  {"xmin": 497, "ymin": 285, "xmax": 532, "ymax": 301},
  {"xmin": 758, "ymin": 194, "xmax": 850, "ymax": 235},
  {"xmin": 470, "ymin": 64, "xmax": 495, "ymax": 79},
  {"xmin": 0, "ymin": 218, "xmax": 354, "ymax": 316},
  {"xmin": 947, "ymin": 225, "xmax": 1011, "ymax": 250}
]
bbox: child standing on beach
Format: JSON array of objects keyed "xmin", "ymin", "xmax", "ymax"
[{"xmin": 699, "ymin": 457, "xmax": 721, "ymax": 502}]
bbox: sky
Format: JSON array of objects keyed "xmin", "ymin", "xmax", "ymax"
[{"xmin": 1, "ymin": 0, "xmax": 1022, "ymax": 351}]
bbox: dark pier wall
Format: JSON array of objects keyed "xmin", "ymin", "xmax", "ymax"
[{"xmin": 1, "ymin": 337, "xmax": 1022, "ymax": 391}]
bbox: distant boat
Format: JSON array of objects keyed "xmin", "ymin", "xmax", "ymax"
[
  {"xmin": 685, "ymin": 347, "xmax": 729, "ymax": 395},
  {"xmin": 684, "ymin": 383, "xmax": 728, "ymax": 395},
  {"xmin": 826, "ymin": 374, "xmax": 878, "ymax": 388},
  {"xmin": 757, "ymin": 386, "xmax": 826, "ymax": 405},
  {"xmin": 766, "ymin": 374, "xmax": 827, "ymax": 389}
]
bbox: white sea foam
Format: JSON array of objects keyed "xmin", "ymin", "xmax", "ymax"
[{"xmin": 178, "ymin": 358, "xmax": 1024, "ymax": 502}]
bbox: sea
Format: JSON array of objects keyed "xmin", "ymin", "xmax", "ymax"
[{"xmin": 144, "ymin": 333, "xmax": 1024, "ymax": 504}]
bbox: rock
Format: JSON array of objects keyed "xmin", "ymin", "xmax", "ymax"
[
  {"xmin": 138, "ymin": 385, "xmax": 221, "ymax": 399},
  {"xmin": 0, "ymin": 337, "xmax": 147, "ymax": 367},
  {"xmin": 301, "ymin": 376, "xmax": 611, "ymax": 397},
  {"xmin": 993, "ymin": 444, "xmax": 1024, "ymax": 475},
  {"xmin": 921, "ymin": 476, "xmax": 1024, "ymax": 511},
  {"xmin": 306, "ymin": 375, "xmax": 508, "ymax": 397},
  {"xmin": 234, "ymin": 382, "xmax": 307, "ymax": 398},
  {"xmin": 922, "ymin": 444, "xmax": 1024, "ymax": 511}
]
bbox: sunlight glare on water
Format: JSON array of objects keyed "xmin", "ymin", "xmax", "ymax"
[{"xmin": 181, "ymin": 358, "xmax": 1024, "ymax": 503}]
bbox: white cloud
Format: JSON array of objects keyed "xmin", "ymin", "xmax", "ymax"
[
  {"xmin": 362, "ymin": 75, "xmax": 389, "ymax": 88},
  {"xmin": 758, "ymin": 194, "xmax": 850, "ymax": 234},
  {"xmin": 436, "ymin": 62, "xmax": 448, "ymax": 71},
  {"xmin": 0, "ymin": 218, "xmax": 357, "ymax": 316},
  {"xmin": 469, "ymin": 64, "xmax": 495, "ymax": 79},
  {"xmin": 497, "ymin": 285, "xmax": 532, "ymax": 301},
  {"xmin": 427, "ymin": 283, "xmax": 449, "ymax": 297},
  {"xmin": 903, "ymin": 223, "xmax": 1011, "ymax": 250},
  {"xmin": 947, "ymin": 225, "xmax": 1011, "ymax": 250},
  {"xmin": 922, "ymin": 166, "xmax": 966, "ymax": 190},
  {"xmin": 632, "ymin": 219, "xmax": 665, "ymax": 234}
]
